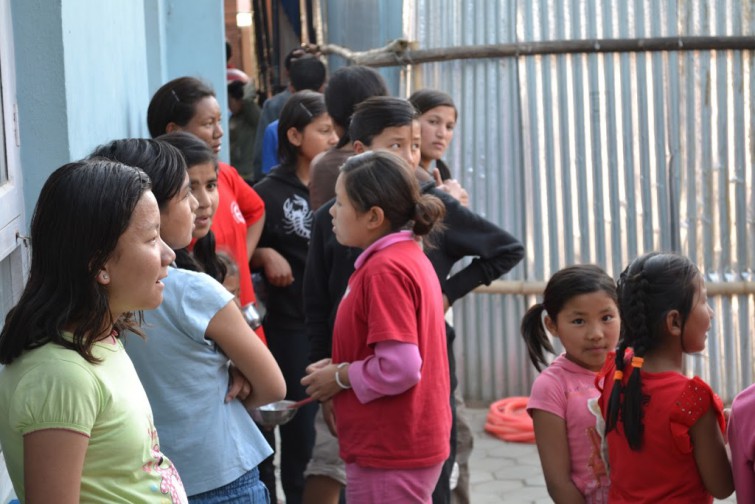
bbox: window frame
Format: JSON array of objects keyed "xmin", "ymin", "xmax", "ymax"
[
  {"xmin": 0, "ymin": 0, "xmax": 24, "ymax": 263},
  {"xmin": 0, "ymin": 2, "xmax": 25, "ymax": 502}
]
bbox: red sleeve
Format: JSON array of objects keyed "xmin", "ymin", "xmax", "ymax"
[
  {"xmin": 363, "ymin": 271, "xmax": 420, "ymax": 346},
  {"xmin": 220, "ymin": 162, "xmax": 264, "ymax": 225},
  {"xmin": 596, "ymin": 351, "xmax": 616, "ymax": 393},
  {"xmin": 596, "ymin": 353, "xmax": 616, "ymax": 418},
  {"xmin": 669, "ymin": 376, "xmax": 726, "ymax": 453}
]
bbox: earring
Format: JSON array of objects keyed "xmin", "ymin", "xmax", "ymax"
[{"xmin": 100, "ymin": 272, "xmax": 109, "ymax": 281}]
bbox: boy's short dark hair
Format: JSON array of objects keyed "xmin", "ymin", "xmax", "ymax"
[
  {"xmin": 289, "ymin": 55, "xmax": 327, "ymax": 92},
  {"xmin": 349, "ymin": 96, "xmax": 418, "ymax": 147}
]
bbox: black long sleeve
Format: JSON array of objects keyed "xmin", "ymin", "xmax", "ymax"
[
  {"xmin": 304, "ymin": 189, "xmax": 524, "ymax": 361},
  {"xmin": 302, "ymin": 200, "xmax": 358, "ymax": 362},
  {"xmin": 425, "ymin": 185, "xmax": 525, "ymax": 305}
]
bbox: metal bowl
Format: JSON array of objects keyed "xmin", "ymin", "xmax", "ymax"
[{"xmin": 251, "ymin": 400, "xmax": 298, "ymax": 427}]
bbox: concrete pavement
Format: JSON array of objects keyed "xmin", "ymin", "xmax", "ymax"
[{"xmin": 465, "ymin": 406, "xmax": 737, "ymax": 503}]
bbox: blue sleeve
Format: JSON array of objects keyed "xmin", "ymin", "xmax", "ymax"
[
  {"xmin": 261, "ymin": 121, "xmax": 279, "ymax": 174},
  {"xmin": 163, "ymin": 269, "xmax": 234, "ymax": 345},
  {"xmin": 251, "ymin": 100, "xmax": 275, "ymax": 174}
]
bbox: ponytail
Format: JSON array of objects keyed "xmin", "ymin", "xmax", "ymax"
[
  {"xmin": 622, "ymin": 349, "xmax": 646, "ymax": 450},
  {"xmin": 520, "ymin": 303, "xmax": 555, "ymax": 371},
  {"xmin": 605, "ymin": 340, "xmax": 628, "ymax": 435},
  {"xmin": 411, "ymin": 195, "xmax": 445, "ymax": 237},
  {"xmin": 341, "ymin": 150, "xmax": 445, "ymax": 237}
]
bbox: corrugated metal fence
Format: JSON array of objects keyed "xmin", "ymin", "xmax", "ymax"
[{"xmin": 404, "ymin": 0, "xmax": 755, "ymax": 404}]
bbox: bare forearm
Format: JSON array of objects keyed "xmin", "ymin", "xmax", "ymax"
[{"xmin": 545, "ymin": 481, "xmax": 586, "ymax": 504}]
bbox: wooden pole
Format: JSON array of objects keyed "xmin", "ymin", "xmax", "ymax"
[
  {"xmin": 475, "ymin": 280, "xmax": 755, "ymax": 297},
  {"xmin": 299, "ymin": 0, "xmax": 309, "ymax": 44},
  {"xmin": 320, "ymin": 36, "xmax": 755, "ymax": 68}
]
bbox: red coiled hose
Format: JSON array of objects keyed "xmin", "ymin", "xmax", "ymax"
[{"xmin": 484, "ymin": 396, "xmax": 535, "ymax": 443}]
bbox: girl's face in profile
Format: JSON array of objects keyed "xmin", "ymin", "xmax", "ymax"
[
  {"xmin": 330, "ymin": 173, "xmax": 374, "ymax": 249},
  {"xmin": 159, "ymin": 173, "xmax": 198, "ymax": 249},
  {"xmin": 178, "ymin": 96, "xmax": 224, "ymax": 155},
  {"xmin": 188, "ymin": 162, "xmax": 219, "ymax": 239},
  {"xmin": 100, "ymin": 191, "xmax": 175, "ymax": 317},
  {"xmin": 681, "ymin": 276, "xmax": 714, "ymax": 354},
  {"xmin": 290, "ymin": 113, "xmax": 338, "ymax": 164}
]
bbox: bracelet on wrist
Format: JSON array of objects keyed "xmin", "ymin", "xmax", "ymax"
[{"xmin": 335, "ymin": 362, "xmax": 351, "ymax": 390}]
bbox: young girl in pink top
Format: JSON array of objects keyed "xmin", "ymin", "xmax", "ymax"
[
  {"xmin": 522, "ymin": 265, "xmax": 620, "ymax": 503},
  {"xmin": 728, "ymin": 383, "xmax": 755, "ymax": 503},
  {"xmin": 301, "ymin": 150, "xmax": 451, "ymax": 503},
  {"xmin": 599, "ymin": 252, "xmax": 733, "ymax": 503}
]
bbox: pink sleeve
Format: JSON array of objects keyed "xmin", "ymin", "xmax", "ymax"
[
  {"xmin": 728, "ymin": 388, "xmax": 755, "ymax": 503},
  {"xmin": 348, "ymin": 340, "xmax": 422, "ymax": 404},
  {"xmin": 527, "ymin": 369, "xmax": 567, "ymax": 419}
]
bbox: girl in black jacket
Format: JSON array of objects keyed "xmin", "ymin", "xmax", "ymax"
[{"xmin": 252, "ymin": 90, "xmax": 337, "ymax": 504}]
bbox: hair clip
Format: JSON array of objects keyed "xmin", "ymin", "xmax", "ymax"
[
  {"xmin": 613, "ymin": 370, "xmax": 624, "ymax": 380},
  {"xmin": 631, "ymin": 356, "xmax": 644, "ymax": 369},
  {"xmin": 299, "ymin": 102, "xmax": 313, "ymax": 119},
  {"xmin": 171, "ymin": 89, "xmax": 181, "ymax": 103}
]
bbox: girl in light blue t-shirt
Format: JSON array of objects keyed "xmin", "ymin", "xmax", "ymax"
[{"xmin": 91, "ymin": 134, "xmax": 286, "ymax": 503}]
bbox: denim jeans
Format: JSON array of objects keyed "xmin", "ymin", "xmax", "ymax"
[{"xmin": 188, "ymin": 467, "xmax": 269, "ymax": 504}]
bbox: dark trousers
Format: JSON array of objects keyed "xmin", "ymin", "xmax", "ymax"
[
  {"xmin": 265, "ymin": 319, "xmax": 317, "ymax": 504},
  {"xmin": 432, "ymin": 324, "xmax": 459, "ymax": 504},
  {"xmin": 258, "ymin": 428, "xmax": 277, "ymax": 503}
]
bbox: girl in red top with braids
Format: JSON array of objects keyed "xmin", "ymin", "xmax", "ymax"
[{"xmin": 598, "ymin": 252, "xmax": 733, "ymax": 503}]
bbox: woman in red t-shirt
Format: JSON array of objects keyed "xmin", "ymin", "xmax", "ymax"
[
  {"xmin": 146, "ymin": 77, "xmax": 266, "ymax": 340},
  {"xmin": 598, "ymin": 252, "xmax": 733, "ymax": 503},
  {"xmin": 302, "ymin": 151, "xmax": 451, "ymax": 504}
]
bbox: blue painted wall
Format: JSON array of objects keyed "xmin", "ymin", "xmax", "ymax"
[
  {"xmin": 11, "ymin": 0, "xmax": 70, "ymax": 223},
  {"xmin": 324, "ymin": 0, "xmax": 404, "ymax": 95},
  {"xmin": 161, "ymin": 0, "xmax": 230, "ymax": 163},
  {"xmin": 61, "ymin": 0, "xmax": 151, "ymax": 159},
  {"xmin": 11, "ymin": 0, "xmax": 227, "ymax": 223}
]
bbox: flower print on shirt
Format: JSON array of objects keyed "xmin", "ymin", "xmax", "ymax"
[{"xmin": 143, "ymin": 424, "xmax": 188, "ymax": 503}]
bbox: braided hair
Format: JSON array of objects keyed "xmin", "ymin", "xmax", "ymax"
[{"xmin": 605, "ymin": 252, "xmax": 700, "ymax": 450}]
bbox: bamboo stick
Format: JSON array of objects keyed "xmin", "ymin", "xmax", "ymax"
[{"xmin": 319, "ymin": 36, "xmax": 755, "ymax": 68}]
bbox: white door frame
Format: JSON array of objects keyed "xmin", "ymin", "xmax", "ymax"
[
  {"xmin": 0, "ymin": 0, "xmax": 25, "ymax": 264},
  {"xmin": 0, "ymin": 1, "xmax": 25, "ymax": 502}
]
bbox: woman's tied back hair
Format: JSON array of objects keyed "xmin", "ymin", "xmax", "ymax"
[
  {"xmin": 605, "ymin": 252, "xmax": 701, "ymax": 450},
  {"xmin": 339, "ymin": 150, "xmax": 445, "ymax": 237},
  {"xmin": 147, "ymin": 77, "xmax": 215, "ymax": 138},
  {"xmin": 520, "ymin": 264, "xmax": 617, "ymax": 372}
]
